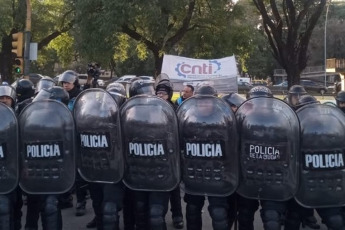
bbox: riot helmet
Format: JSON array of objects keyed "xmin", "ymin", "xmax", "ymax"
[
  {"xmin": 16, "ymin": 79, "xmax": 34, "ymax": 102},
  {"xmin": 287, "ymin": 85, "xmax": 307, "ymax": 107},
  {"xmin": 35, "ymin": 76, "xmax": 56, "ymax": 94},
  {"xmin": 0, "ymin": 85, "xmax": 16, "ymax": 107},
  {"xmin": 33, "ymin": 86, "xmax": 69, "ymax": 105},
  {"xmin": 106, "ymin": 82, "xmax": 126, "ymax": 106},
  {"xmin": 155, "ymin": 79, "xmax": 173, "ymax": 101},
  {"xmin": 335, "ymin": 91, "xmax": 345, "ymax": 113},
  {"xmin": 59, "ymin": 70, "xmax": 79, "ymax": 86},
  {"xmin": 129, "ymin": 79, "xmax": 155, "ymax": 97},
  {"xmin": 195, "ymin": 85, "xmax": 218, "ymax": 96},
  {"xmin": 222, "ymin": 93, "xmax": 246, "ymax": 107},
  {"xmin": 155, "ymin": 73, "xmax": 170, "ymax": 87},
  {"xmin": 295, "ymin": 95, "xmax": 319, "ymax": 110},
  {"xmin": 246, "ymin": 86, "xmax": 272, "ymax": 99}
]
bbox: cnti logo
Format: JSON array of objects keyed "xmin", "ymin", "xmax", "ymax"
[{"xmin": 175, "ymin": 60, "xmax": 221, "ymax": 78}]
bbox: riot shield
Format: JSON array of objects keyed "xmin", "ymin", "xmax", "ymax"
[
  {"xmin": 236, "ymin": 97, "xmax": 300, "ymax": 201},
  {"xmin": 120, "ymin": 95, "xmax": 180, "ymax": 191},
  {"xmin": 0, "ymin": 104, "xmax": 18, "ymax": 194},
  {"xmin": 295, "ymin": 104, "xmax": 345, "ymax": 208},
  {"xmin": 19, "ymin": 100, "xmax": 75, "ymax": 194},
  {"xmin": 74, "ymin": 88, "xmax": 123, "ymax": 183},
  {"xmin": 177, "ymin": 96, "xmax": 238, "ymax": 196}
]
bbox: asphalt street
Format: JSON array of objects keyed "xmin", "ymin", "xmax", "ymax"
[{"xmin": 20, "ymin": 193, "xmax": 329, "ymax": 230}]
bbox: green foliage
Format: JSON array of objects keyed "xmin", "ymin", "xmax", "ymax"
[{"xmin": 47, "ymin": 32, "xmax": 74, "ymax": 67}]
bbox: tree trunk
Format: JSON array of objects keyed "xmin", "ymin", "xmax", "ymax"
[{"xmin": 0, "ymin": 34, "xmax": 15, "ymax": 83}]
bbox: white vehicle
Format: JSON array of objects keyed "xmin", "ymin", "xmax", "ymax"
[{"xmin": 237, "ymin": 77, "xmax": 251, "ymax": 85}]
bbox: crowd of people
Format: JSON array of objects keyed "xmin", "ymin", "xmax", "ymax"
[{"xmin": 0, "ymin": 71, "xmax": 345, "ymax": 230}]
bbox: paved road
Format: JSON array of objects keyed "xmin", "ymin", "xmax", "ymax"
[{"xmin": 21, "ymin": 194, "xmax": 328, "ymax": 230}]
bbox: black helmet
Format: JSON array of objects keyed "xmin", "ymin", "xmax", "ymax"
[
  {"xmin": 155, "ymin": 73, "xmax": 170, "ymax": 87},
  {"xmin": 295, "ymin": 95, "xmax": 319, "ymax": 110},
  {"xmin": 335, "ymin": 91, "xmax": 345, "ymax": 104},
  {"xmin": 246, "ymin": 86, "xmax": 272, "ymax": 99},
  {"xmin": 155, "ymin": 79, "xmax": 173, "ymax": 100},
  {"xmin": 59, "ymin": 70, "xmax": 79, "ymax": 86},
  {"xmin": 195, "ymin": 85, "xmax": 217, "ymax": 96},
  {"xmin": 33, "ymin": 86, "xmax": 69, "ymax": 105},
  {"xmin": 106, "ymin": 82, "xmax": 126, "ymax": 106},
  {"xmin": 335, "ymin": 91, "xmax": 345, "ymax": 112},
  {"xmin": 222, "ymin": 93, "xmax": 246, "ymax": 107},
  {"xmin": 288, "ymin": 85, "xmax": 307, "ymax": 106},
  {"xmin": 16, "ymin": 79, "xmax": 34, "ymax": 102},
  {"xmin": 0, "ymin": 85, "xmax": 16, "ymax": 103},
  {"xmin": 288, "ymin": 85, "xmax": 307, "ymax": 95},
  {"xmin": 129, "ymin": 79, "xmax": 155, "ymax": 97},
  {"xmin": 35, "ymin": 76, "xmax": 56, "ymax": 94}
]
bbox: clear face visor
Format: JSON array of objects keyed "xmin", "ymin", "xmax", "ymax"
[
  {"xmin": 59, "ymin": 74, "xmax": 76, "ymax": 84},
  {"xmin": 36, "ymin": 80, "xmax": 55, "ymax": 93},
  {"xmin": 0, "ymin": 86, "xmax": 16, "ymax": 101},
  {"xmin": 33, "ymin": 89, "xmax": 51, "ymax": 102},
  {"xmin": 288, "ymin": 93, "xmax": 304, "ymax": 106}
]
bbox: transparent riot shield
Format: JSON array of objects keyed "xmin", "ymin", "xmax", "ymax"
[
  {"xmin": 0, "ymin": 104, "xmax": 18, "ymax": 194},
  {"xmin": 177, "ymin": 95, "xmax": 238, "ymax": 196},
  {"xmin": 120, "ymin": 95, "xmax": 180, "ymax": 191},
  {"xmin": 19, "ymin": 100, "xmax": 75, "ymax": 194},
  {"xmin": 296, "ymin": 103, "xmax": 345, "ymax": 208},
  {"xmin": 236, "ymin": 97, "xmax": 300, "ymax": 201},
  {"xmin": 74, "ymin": 88, "xmax": 123, "ymax": 183}
]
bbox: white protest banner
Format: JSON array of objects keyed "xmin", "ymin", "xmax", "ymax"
[{"xmin": 161, "ymin": 54, "xmax": 238, "ymax": 93}]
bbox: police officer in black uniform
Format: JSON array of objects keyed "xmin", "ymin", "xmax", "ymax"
[
  {"xmin": 284, "ymin": 85, "xmax": 320, "ymax": 230},
  {"xmin": 24, "ymin": 86, "xmax": 71, "ymax": 230},
  {"xmin": 100, "ymin": 83, "xmax": 127, "ymax": 230},
  {"xmin": 0, "ymin": 85, "xmax": 22, "ymax": 230},
  {"xmin": 336, "ymin": 91, "xmax": 345, "ymax": 113},
  {"xmin": 222, "ymin": 92, "xmax": 260, "ymax": 230},
  {"xmin": 155, "ymin": 79, "xmax": 184, "ymax": 229},
  {"xmin": 123, "ymin": 78, "xmax": 173, "ymax": 230},
  {"xmin": 181, "ymin": 85, "xmax": 236, "ymax": 230},
  {"xmin": 295, "ymin": 91, "xmax": 345, "ymax": 230},
  {"xmin": 59, "ymin": 71, "xmax": 95, "ymax": 224}
]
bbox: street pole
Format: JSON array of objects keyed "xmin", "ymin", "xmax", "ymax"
[
  {"xmin": 24, "ymin": 0, "xmax": 31, "ymax": 76},
  {"xmin": 324, "ymin": 0, "xmax": 331, "ymax": 87}
]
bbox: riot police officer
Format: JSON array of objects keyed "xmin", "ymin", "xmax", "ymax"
[
  {"xmin": 155, "ymin": 79, "xmax": 184, "ymax": 229},
  {"xmin": 286, "ymin": 84, "xmax": 307, "ymax": 108},
  {"xmin": 335, "ymin": 91, "xmax": 345, "ymax": 113},
  {"xmin": 237, "ymin": 86, "xmax": 300, "ymax": 230},
  {"xmin": 121, "ymin": 78, "xmax": 177, "ymax": 230},
  {"xmin": 179, "ymin": 85, "xmax": 237, "ymax": 230},
  {"xmin": 295, "ymin": 92, "xmax": 345, "ymax": 230},
  {"xmin": 222, "ymin": 92, "xmax": 259, "ymax": 230},
  {"xmin": 284, "ymin": 86, "xmax": 320, "ymax": 230},
  {"xmin": 21, "ymin": 86, "xmax": 71, "ymax": 230},
  {"xmin": 0, "ymin": 85, "xmax": 22, "ymax": 230},
  {"xmin": 58, "ymin": 71, "xmax": 92, "ymax": 222},
  {"xmin": 15, "ymin": 78, "xmax": 35, "ymax": 116}
]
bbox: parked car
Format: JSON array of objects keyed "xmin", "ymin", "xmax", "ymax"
[
  {"xmin": 273, "ymin": 81, "xmax": 288, "ymax": 87},
  {"xmin": 238, "ymin": 81, "xmax": 253, "ymax": 91},
  {"xmin": 300, "ymin": 80, "xmax": 327, "ymax": 95}
]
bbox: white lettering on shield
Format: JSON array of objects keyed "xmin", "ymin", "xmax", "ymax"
[
  {"xmin": 185, "ymin": 143, "xmax": 222, "ymax": 157},
  {"xmin": 128, "ymin": 142, "xmax": 164, "ymax": 156},
  {"xmin": 0, "ymin": 145, "xmax": 4, "ymax": 158},
  {"xmin": 26, "ymin": 144, "xmax": 61, "ymax": 158},
  {"xmin": 305, "ymin": 153, "xmax": 344, "ymax": 169},
  {"xmin": 249, "ymin": 144, "xmax": 280, "ymax": 160},
  {"xmin": 80, "ymin": 134, "xmax": 108, "ymax": 148}
]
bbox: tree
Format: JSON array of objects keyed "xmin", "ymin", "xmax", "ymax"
[
  {"xmin": 75, "ymin": 0, "xmax": 242, "ymax": 75},
  {"xmin": 252, "ymin": 0, "xmax": 327, "ymax": 86},
  {"xmin": 0, "ymin": 0, "xmax": 75, "ymax": 81}
]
